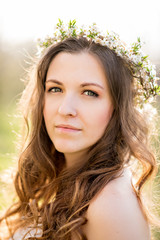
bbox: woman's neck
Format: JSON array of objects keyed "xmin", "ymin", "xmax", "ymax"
[{"xmin": 64, "ymin": 150, "xmax": 88, "ymax": 169}]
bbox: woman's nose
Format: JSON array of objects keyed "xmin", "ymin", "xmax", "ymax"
[{"xmin": 58, "ymin": 95, "xmax": 77, "ymax": 117}]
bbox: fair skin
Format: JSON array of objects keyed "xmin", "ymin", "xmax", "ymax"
[
  {"xmin": 43, "ymin": 51, "xmax": 113, "ymax": 168},
  {"xmin": 81, "ymin": 168, "xmax": 151, "ymax": 240},
  {"xmin": 43, "ymin": 51, "xmax": 150, "ymax": 239}
]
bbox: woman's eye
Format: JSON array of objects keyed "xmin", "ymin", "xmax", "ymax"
[
  {"xmin": 48, "ymin": 87, "xmax": 62, "ymax": 93},
  {"xmin": 83, "ymin": 90, "xmax": 98, "ymax": 97}
]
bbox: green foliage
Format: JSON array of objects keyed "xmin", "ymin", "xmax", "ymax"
[
  {"xmin": 0, "ymin": 39, "xmax": 37, "ymax": 211},
  {"xmin": 0, "ymin": 106, "xmax": 19, "ymax": 210},
  {"xmin": 68, "ymin": 19, "xmax": 76, "ymax": 29}
]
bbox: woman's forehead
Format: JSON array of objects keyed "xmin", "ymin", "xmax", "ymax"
[{"xmin": 46, "ymin": 51, "xmax": 108, "ymax": 88}]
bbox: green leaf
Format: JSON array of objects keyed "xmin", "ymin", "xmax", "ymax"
[
  {"xmin": 142, "ymin": 55, "xmax": 148, "ymax": 60},
  {"xmin": 57, "ymin": 18, "xmax": 63, "ymax": 27},
  {"xmin": 69, "ymin": 19, "xmax": 76, "ymax": 28},
  {"xmin": 137, "ymin": 37, "xmax": 141, "ymax": 43}
]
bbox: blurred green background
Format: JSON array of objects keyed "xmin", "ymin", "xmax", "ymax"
[
  {"xmin": 0, "ymin": 40, "xmax": 37, "ymax": 208},
  {"xmin": 0, "ymin": 39, "xmax": 160, "ymax": 238}
]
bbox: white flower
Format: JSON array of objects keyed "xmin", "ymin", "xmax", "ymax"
[{"xmin": 150, "ymin": 66, "xmax": 156, "ymax": 77}]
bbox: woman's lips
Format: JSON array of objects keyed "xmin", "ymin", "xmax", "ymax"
[{"xmin": 55, "ymin": 124, "xmax": 82, "ymax": 133}]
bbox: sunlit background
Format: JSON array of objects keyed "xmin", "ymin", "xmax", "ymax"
[
  {"xmin": 1, "ymin": 0, "xmax": 160, "ymax": 59},
  {"xmin": 0, "ymin": 0, "xmax": 160, "ymax": 238}
]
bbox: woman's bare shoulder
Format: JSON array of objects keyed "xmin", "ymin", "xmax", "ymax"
[{"xmin": 83, "ymin": 167, "xmax": 151, "ymax": 240}]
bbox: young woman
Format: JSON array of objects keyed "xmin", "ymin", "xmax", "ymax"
[{"xmin": 0, "ymin": 20, "xmax": 160, "ymax": 239}]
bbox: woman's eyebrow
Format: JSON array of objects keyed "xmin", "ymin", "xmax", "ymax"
[
  {"xmin": 80, "ymin": 82, "xmax": 104, "ymax": 90},
  {"xmin": 45, "ymin": 79, "xmax": 104, "ymax": 90},
  {"xmin": 45, "ymin": 79, "xmax": 63, "ymax": 85}
]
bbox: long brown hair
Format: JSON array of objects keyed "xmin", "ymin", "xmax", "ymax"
[{"xmin": 0, "ymin": 37, "xmax": 158, "ymax": 239}]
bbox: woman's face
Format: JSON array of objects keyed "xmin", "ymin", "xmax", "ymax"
[{"xmin": 43, "ymin": 52, "xmax": 113, "ymax": 166}]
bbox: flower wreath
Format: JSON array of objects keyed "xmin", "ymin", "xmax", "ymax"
[{"xmin": 37, "ymin": 19, "xmax": 160, "ymax": 107}]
